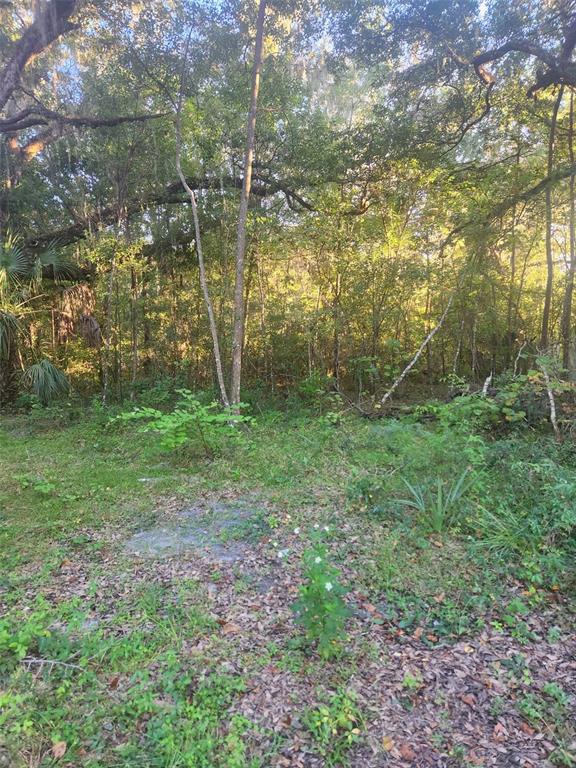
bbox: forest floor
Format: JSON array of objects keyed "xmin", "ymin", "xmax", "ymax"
[{"xmin": 0, "ymin": 405, "xmax": 575, "ymax": 768}]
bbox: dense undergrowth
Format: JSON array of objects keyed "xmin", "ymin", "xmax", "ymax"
[{"xmin": 0, "ymin": 381, "xmax": 575, "ymax": 766}]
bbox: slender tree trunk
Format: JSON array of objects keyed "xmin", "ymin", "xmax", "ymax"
[
  {"xmin": 141, "ymin": 274, "xmax": 152, "ymax": 375},
  {"xmin": 424, "ymin": 251, "xmax": 432, "ymax": 385},
  {"xmin": 175, "ymin": 32, "xmax": 229, "ymax": 406},
  {"xmin": 452, "ymin": 318, "xmax": 465, "ymax": 377},
  {"xmin": 471, "ymin": 316, "xmax": 478, "ymax": 380},
  {"xmin": 541, "ymin": 86, "xmax": 564, "ymax": 349},
  {"xmin": 0, "ymin": 334, "xmax": 19, "ymax": 408},
  {"xmin": 230, "ymin": 0, "xmax": 266, "ymax": 409},
  {"xmin": 332, "ymin": 271, "xmax": 341, "ymax": 384},
  {"xmin": 507, "ymin": 139, "xmax": 521, "ymax": 366},
  {"xmin": 101, "ymin": 257, "xmax": 116, "ymax": 405},
  {"xmin": 562, "ymin": 90, "xmax": 576, "ymax": 377},
  {"xmin": 130, "ymin": 266, "xmax": 138, "ymax": 398},
  {"xmin": 115, "ymin": 273, "xmax": 123, "ymax": 403},
  {"xmin": 381, "ymin": 292, "xmax": 454, "ymax": 405}
]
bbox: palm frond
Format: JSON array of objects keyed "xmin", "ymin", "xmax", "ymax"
[
  {"xmin": 22, "ymin": 358, "xmax": 69, "ymax": 405},
  {"xmin": 0, "ymin": 234, "xmax": 30, "ymax": 283},
  {"xmin": 37, "ymin": 242, "xmax": 82, "ymax": 282}
]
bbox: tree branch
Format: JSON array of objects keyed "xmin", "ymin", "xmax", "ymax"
[
  {"xmin": 0, "ymin": 0, "xmax": 79, "ymax": 112},
  {"xmin": 23, "ymin": 174, "xmax": 312, "ymax": 249}
]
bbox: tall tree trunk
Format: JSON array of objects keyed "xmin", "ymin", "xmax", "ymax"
[
  {"xmin": 332, "ymin": 271, "xmax": 341, "ymax": 384},
  {"xmin": 230, "ymin": 0, "xmax": 266, "ymax": 409},
  {"xmin": 130, "ymin": 266, "xmax": 138, "ymax": 398},
  {"xmin": 562, "ymin": 90, "xmax": 576, "ymax": 377},
  {"xmin": 0, "ymin": 331, "xmax": 19, "ymax": 408},
  {"xmin": 541, "ymin": 86, "xmax": 564, "ymax": 349},
  {"xmin": 506, "ymin": 139, "xmax": 521, "ymax": 367},
  {"xmin": 175, "ymin": 32, "xmax": 229, "ymax": 406},
  {"xmin": 101, "ymin": 256, "xmax": 116, "ymax": 405}
]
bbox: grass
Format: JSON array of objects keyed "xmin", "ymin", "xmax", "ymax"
[{"xmin": 0, "ymin": 399, "xmax": 575, "ymax": 766}]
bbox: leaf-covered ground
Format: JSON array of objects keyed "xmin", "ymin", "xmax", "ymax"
[{"xmin": 1, "ymin": 410, "xmax": 575, "ymax": 767}]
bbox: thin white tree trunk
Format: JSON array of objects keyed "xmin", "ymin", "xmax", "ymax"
[
  {"xmin": 541, "ymin": 86, "xmax": 564, "ymax": 348},
  {"xmin": 230, "ymin": 0, "xmax": 266, "ymax": 409},
  {"xmin": 537, "ymin": 359, "xmax": 560, "ymax": 440},
  {"xmin": 101, "ymin": 255, "xmax": 116, "ymax": 405},
  {"xmin": 381, "ymin": 293, "xmax": 454, "ymax": 405},
  {"xmin": 175, "ymin": 33, "xmax": 229, "ymax": 407}
]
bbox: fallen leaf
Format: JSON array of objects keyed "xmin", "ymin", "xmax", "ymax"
[
  {"xmin": 382, "ymin": 735, "xmax": 395, "ymax": 751},
  {"xmin": 109, "ymin": 674, "xmax": 120, "ymax": 690},
  {"xmin": 493, "ymin": 722, "xmax": 507, "ymax": 742},
  {"xmin": 52, "ymin": 741, "xmax": 67, "ymax": 759},
  {"xmin": 222, "ymin": 622, "xmax": 240, "ymax": 635},
  {"xmin": 461, "ymin": 694, "xmax": 476, "ymax": 707},
  {"xmin": 399, "ymin": 742, "xmax": 416, "ymax": 760}
]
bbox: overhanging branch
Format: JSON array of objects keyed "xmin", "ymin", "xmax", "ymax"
[
  {"xmin": 23, "ymin": 173, "xmax": 314, "ymax": 249},
  {"xmin": 0, "ymin": 0, "xmax": 79, "ymax": 112}
]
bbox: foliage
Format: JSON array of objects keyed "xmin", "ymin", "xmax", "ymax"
[
  {"xmin": 0, "ymin": 590, "xmax": 259, "ymax": 767},
  {"xmin": 303, "ymin": 689, "xmax": 363, "ymax": 766},
  {"xmin": 1, "ymin": 403, "xmax": 576, "ymax": 765},
  {"xmin": 397, "ymin": 468, "xmax": 471, "ymax": 534},
  {"xmin": 434, "ymin": 373, "xmax": 576, "ymax": 436},
  {"xmin": 291, "ymin": 530, "xmax": 350, "ymax": 658},
  {"xmin": 21, "ymin": 358, "xmax": 69, "ymax": 405},
  {"xmin": 115, "ymin": 389, "xmax": 253, "ymax": 456}
]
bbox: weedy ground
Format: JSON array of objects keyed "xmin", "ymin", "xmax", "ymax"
[{"xmin": 0, "ymin": 396, "xmax": 575, "ymax": 767}]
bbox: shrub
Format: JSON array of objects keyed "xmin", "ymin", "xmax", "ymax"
[
  {"xmin": 304, "ymin": 689, "xmax": 363, "ymax": 766},
  {"xmin": 22, "ymin": 358, "xmax": 69, "ymax": 405},
  {"xmin": 397, "ymin": 468, "xmax": 471, "ymax": 534},
  {"xmin": 291, "ymin": 530, "xmax": 350, "ymax": 658},
  {"xmin": 114, "ymin": 389, "xmax": 252, "ymax": 456}
]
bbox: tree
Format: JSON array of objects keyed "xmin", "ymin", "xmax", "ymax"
[{"xmin": 231, "ymin": 0, "xmax": 267, "ymax": 409}]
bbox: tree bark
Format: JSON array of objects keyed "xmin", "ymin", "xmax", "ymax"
[
  {"xmin": 381, "ymin": 293, "xmax": 454, "ymax": 406},
  {"xmin": 541, "ymin": 86, "xmax": 564, "ymax": 349},
  {"xmin": 0, "ymin": 0, "xmax": 78, "ymax": 112},
  {"xmin": 562, "ymin": 90, "xmax": 576, "ymax": 376},
  {"xmin": 230, "ymin": 0, "xmax": 267, "ymax": 409},
  {"xmin": 130, "ymin": 266, "xmax": 138, "ymax": 399},
  {"xmin": 506, "ymin": 139, "xmax": 522, "ymax": 366},
  {"xmin": 101, "ymin": 257, "xmax": 116, "ymax": 406},
  {"xmin": 0, "ymin": 332, "xmax": 19, "ymax": 408},
  {"xmin": 175, "ymin": 32, "xmax": 229, "ymax": 406}
]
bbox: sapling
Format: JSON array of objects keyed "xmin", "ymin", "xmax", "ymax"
[{"xmin": 290, "ymin": 527, "xmax": 350, "ymax": 658}]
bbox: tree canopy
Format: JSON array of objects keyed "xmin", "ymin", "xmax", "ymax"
[{"xmin": 1, "ymin": 0, "xmax": 576, "ymax": 406}]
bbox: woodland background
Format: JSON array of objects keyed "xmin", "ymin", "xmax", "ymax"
[{"xmin": 2, "ymin": 0, "xmax": 576, "ymax": 409}]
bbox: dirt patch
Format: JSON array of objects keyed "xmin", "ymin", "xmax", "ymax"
[{"xmin": 124, "ymin": 497, "xmax": 270, "ymax": 563}]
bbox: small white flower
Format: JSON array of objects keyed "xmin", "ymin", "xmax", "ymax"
[
  {"xmin": 314, "ymin": 556, "xmax": 322, "ymax": 564},
  {"xmin": 277, "ymin": 548, "xmax": 289, "ymax": 559},
  {"xmin": 293, "ymin": 527, "xmax": 300, "ymax": 534},
  {"xmin": 323, "ymin": 526, "xmax": 330, "ymax": 532},
  {"xmin": 313, "ymin": 523, "xmax": 320, "ymax": 529},
  {"xmin": 325, "ymin": 582, "xmax": 333, "ymax": 591},
  {"xmin": 272, "ymin": 541, "xmax": 278, "ymax": 548}
]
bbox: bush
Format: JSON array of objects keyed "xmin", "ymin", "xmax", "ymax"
[
  {"xmin": 304, "ymin": 689, "xmax": 363, "ymax": 766},
  {"xmin": 114, "ymin": 389, "xmax": 252, "ymax": 456},
  {"xmin": 291, "ymin": 530, "xmax": 350, "ymax": 658},
  {"xmin": 398, "ymin": 468, "xmax": 471, "ymax": 534}
]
